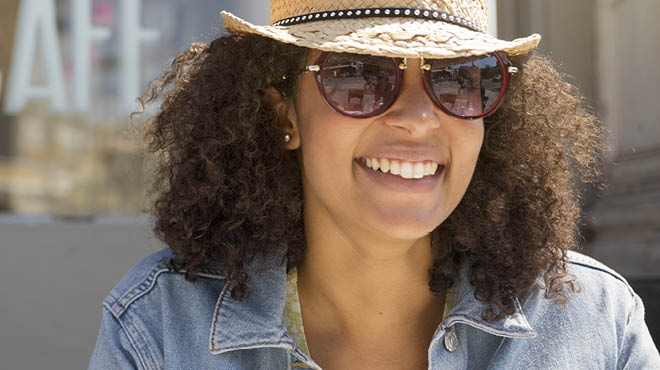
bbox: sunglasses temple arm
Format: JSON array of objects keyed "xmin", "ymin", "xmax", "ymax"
[{"xmin": 282, "ymin": 64, "xmax": 321, "ymax": 81}]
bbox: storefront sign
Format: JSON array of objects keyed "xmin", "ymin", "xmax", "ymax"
[{"xmin": 2, "ymin": 0, "xmax": 160, "ymax": 115}]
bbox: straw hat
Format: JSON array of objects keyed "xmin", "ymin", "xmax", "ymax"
[{"xmin": 220, "ymin": 0, "xmax": 541, "ymax": 59}]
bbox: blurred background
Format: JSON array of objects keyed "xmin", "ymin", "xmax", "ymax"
[{"xmin": 0, "ymin": 0, "xmax": 658, "ymax": 369}]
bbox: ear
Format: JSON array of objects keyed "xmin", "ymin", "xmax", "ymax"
[{"xmin": 265, "ymin": 87, "xmax": 301, "ymax": 150}]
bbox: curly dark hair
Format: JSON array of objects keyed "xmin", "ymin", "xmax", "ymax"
[{"xmin": 138, "ymin": 33, "xmax": 606, "ymax": 322}]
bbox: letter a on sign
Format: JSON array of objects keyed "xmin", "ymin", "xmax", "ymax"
[{"xmin": 4, "ymin": 0, "xmax": 67, "ymax": 114}]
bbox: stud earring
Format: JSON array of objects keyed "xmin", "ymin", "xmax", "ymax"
[{"xmin": 284, "ymin": 134, "xmax": 292, "ymax": 143}]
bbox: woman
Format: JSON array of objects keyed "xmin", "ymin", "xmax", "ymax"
[{"xmin": 89, "ymin": 0, "xmax": 660, "ymax": 369}]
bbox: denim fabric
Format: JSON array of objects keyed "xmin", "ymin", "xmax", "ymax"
[{"xmin": 88, "ymin": 249, "xmax": 660, "ymax": 369}]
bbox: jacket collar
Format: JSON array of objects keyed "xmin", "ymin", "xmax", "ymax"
[
  {"xmin": 442, "ymin": 261, "xmax": 537, "ymax": 338},
  {"xmin": 209, "ymin": 253, "xmax": 294, "ymax": 354},
  {"xmin": 209, "ymin": 255, "xmax": 536, "ymax": 354}
]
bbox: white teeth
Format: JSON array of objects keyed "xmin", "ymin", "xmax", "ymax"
[
  {"xmin": 424, "ymin": 162, "xmax": 432, "ymax": 176},
  {"xmin": 400, "ymin": 162, "xmax": 413, "ymax": 179},
  {"xmin": 380, "ymin": 158, "xmax": 390, "ymax": 173},
  {"xmin": 413, "ymin": 162, "xmax": 424, "ymax": 179},
  {"xmin": 370, "ymin": 158, "xmax": 380, "ymax": 171},
  {"xmin": 431, "ymin": 162, "xmax": 439, "ymax": 175},
  {"xmin": 390, "ymin": 160, "xmax": 401, "ymax": 175},
  {"xmin": 361, "ymin": 157, "xmax": 441, "ymax": 179}
]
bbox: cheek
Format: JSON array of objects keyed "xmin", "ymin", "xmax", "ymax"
[
  {"xmin": 447, "ymin": 122, "xmax": 484, "ymax": 193},
  {"xmin": 297, "ymin": 78, "xmax": 362, "ymax": 176},
  {"xmin": 300, "ymin": 119, "xmax": 358, "ymax": 183},
  {"xmin": 297, "ymin": 97, "xmax": 360, "ymax": 195},
  {"xmin": 461, "ymin": 125, "xmax": 484, "ymax": 164}
]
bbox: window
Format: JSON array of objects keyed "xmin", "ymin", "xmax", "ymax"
[{"xmin": 0, "ymin": 0, "xmax": 268, "ymax": 216}]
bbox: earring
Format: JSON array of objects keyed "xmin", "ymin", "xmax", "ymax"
[{"xmin": 284, "ymin": 134, "xmax": 292, "ymax": 143}]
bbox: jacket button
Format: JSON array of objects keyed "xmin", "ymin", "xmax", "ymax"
[{"xmin": 444, "ymin": 327, "xmax": 458, "ymax": 352}]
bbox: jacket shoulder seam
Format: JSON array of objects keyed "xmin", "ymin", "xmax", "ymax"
[
  {"xmin": 105, "ymin": 258, "xmax": 224, "ymax": 319},
  {"xmin": 566, "ymin": 251, "xmax": 634, "ymax": 297},
  {"xmin": 104, "ymin": 306, "xmax": 157, "ymax": 370}
]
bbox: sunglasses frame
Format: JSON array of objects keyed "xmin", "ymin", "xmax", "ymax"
[{"xmin": 300, "ymin": 51, "xmax": 517, "ymax": 120}]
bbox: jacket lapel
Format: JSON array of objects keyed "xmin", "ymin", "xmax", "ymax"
[{"xmin": 209, "ymin": 254, "xmax": 295, "ymax": 354}]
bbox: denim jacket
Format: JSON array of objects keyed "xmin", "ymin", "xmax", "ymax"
[{"xmin": 88, "ymin": 248, "xmax": 660, "ymax": 369}]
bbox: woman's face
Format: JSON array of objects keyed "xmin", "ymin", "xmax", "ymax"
[{"xmin": 290, "ymin": 50, "xmax": 484, "ymax": 242}]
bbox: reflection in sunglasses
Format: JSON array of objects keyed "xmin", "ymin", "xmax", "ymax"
[{"xmin": 310, "ymin": 52, "xmax": 510, "ymax": 119}]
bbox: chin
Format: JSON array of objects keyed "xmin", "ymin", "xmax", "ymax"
[
  {"xmin": 362, "ymin": 201, "xmax": 449, "ymax": 241},
  {"xmin": 371, "ymin": 217, "xmax": 443, "ymax": 241}
]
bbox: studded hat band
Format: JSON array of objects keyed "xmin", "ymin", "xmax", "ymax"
[{"xmin": 271, "ymin": 7, "xmax": 485, "ymax": 33}]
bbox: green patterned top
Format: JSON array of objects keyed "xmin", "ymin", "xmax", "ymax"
[
  {"xmin": 283, "ymin": 267, "xmax": 456, "ymax": 358},
  {"xmin": 283, "ymin": 267, "xmax": 312, "ymax": 356}
]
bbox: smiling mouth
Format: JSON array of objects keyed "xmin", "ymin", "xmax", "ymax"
[{"xmin": 356, "ymin": 157, "xmax": 444, "ymax": 180}]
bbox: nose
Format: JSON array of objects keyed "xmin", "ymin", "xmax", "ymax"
[{"xmin": 382, "ymin": 58, "xmax": 447, "ymax": 137}]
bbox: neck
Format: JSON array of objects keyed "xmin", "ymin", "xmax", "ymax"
[{"xmin": 297, "ymin": 200, "xmax": 445, "ymax": 345}]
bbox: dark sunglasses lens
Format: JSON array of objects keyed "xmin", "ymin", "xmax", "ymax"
[
  {"xmin": 426, "ymin": 54, "xmax": 504, "ymax": 117},
  {"xmin": 319, "ymin": 53, "xmax": 398, "ymax": 117}
]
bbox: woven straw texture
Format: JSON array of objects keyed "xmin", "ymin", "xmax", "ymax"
[
  {"xmin": 269, "ymin": 0, "xmax": 488, "ymax": 30},
  {"xmin": 221, "ymin": 0, "xmax": 541, "ymax": 59}
]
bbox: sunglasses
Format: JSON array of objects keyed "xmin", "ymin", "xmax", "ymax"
[{"xmin": 298, "ymin": 51, "xmax": 518, "ymax": 120}]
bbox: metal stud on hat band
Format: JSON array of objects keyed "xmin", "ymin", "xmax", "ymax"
[{"xmin": 272, "ymin": 7, "xmax": 484, "ymax": 33}]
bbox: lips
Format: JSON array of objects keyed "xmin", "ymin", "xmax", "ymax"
[
  {"xmin": 359, "ymin": 157, "xmax": 441, "ymax": 179},
  {"xmin": 354, "ymin": 158, "xmax": 445, "ymax": 193}
]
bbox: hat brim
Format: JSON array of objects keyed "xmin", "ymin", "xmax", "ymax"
[{"xmin": 221, "ymin": 11, "xmax": 540, "ymax": 59}]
